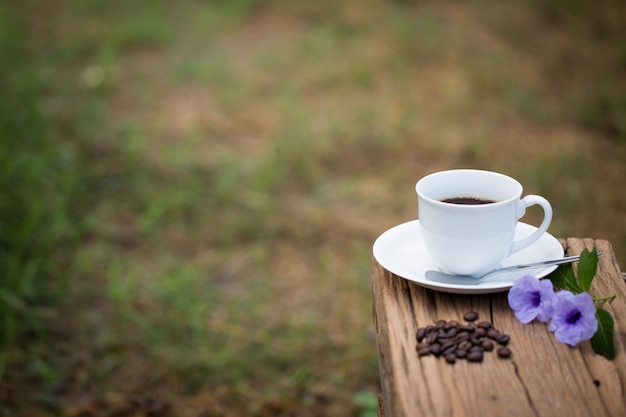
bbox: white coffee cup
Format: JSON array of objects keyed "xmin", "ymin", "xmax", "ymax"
[{"xmin": 415, "ymin": 169, "xmax": 553, "ymax": 277}]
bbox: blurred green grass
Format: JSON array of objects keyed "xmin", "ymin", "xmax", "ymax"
[
  {"xmin": 2, "ymin": 0, "xmax": 625, "ymax": 416},
  {"xmin": 0, "ymin": 1, "xmax": 80, "ymax": 381}
]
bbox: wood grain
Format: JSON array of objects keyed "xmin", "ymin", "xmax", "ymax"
[{"xmin": 373, "ymin": 239, "xmax": 626, "ymax": 417}]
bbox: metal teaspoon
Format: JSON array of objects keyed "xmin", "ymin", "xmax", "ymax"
[{"xmin": 425, "ymin": 251, "xmax": 602, "ymax": 286}]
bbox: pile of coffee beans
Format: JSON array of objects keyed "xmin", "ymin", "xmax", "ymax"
[{"xmin": 416, "ymin": 311, "xmax": 512, "ymax": 364}]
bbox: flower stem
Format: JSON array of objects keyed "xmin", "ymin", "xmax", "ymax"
[{"xmin": 593, "ymin": 294, "xmax": 617, "ymax": 303}]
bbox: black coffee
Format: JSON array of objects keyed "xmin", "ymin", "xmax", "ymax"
[{"xmin": 440, "ymin": 196, "xmax": 497, "ymax": 205}]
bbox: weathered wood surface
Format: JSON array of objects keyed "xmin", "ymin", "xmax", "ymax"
[{"xmin": 372, "ymin": 238, "xmax": 626, "ymax": 417}]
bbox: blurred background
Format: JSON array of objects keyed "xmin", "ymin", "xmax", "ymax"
[{"xmin": 1, "ymin": 0, "xmax": 625, "ymax": 416}]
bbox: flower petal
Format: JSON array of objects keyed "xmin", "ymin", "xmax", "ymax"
[
  {"xmin": 548, "ymin": 291, "xmax": 598, "ymax": 346},
  {"xmin": 508, "ymin": 275, "xmax": 555, "ymax": 324}
]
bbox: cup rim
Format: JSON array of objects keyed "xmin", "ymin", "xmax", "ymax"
[{"xmin": 415, "ymin": 169, "xmax": 522, "ymax": 208}]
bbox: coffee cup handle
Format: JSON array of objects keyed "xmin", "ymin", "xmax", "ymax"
[{"xmin": 510, "ymin": 195, "xmax": 553, "ymax": 255}]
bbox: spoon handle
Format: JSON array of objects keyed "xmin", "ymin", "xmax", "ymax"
[
  {"xmin": 490, "ymin": 250, "xmax": 601, "ymax": 275},
  {"xmin": 424, "ymin": 251, "xmax": 602, "ymax": 286}
]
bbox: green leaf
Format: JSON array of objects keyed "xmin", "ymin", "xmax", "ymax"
[
  {"xmin": 578, "ymin": 247, "xmax": 598, "ymax": 292},
  {"xmin": 591, "ymin": 308, "xmax": 615, "ymax": 360},
  {"xmin": 549, "ymin": 263, "xmax": 582, "ymax": 293}
]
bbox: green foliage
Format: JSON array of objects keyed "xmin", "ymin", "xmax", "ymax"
[
  {"xmin": 353, "ymin": 391, "xmax": 379, "ymax": 417},
  {"xmin": 592, "ymin": 309, "xmax": 616, "ymax": 360},
  {"xmin": 0, "ymin": 3, "xmax": 78, "ymax": 378},
  {"xmin": 550, "ymin": 264, "xmax": 582, "ymax": 293},
  {"xmin": 550, "ymin": 248, "xmax": 599, "ymax": 294},
  {"xmin": 577, "ymin": 248, "xmax": 598, "ymax": 293}
]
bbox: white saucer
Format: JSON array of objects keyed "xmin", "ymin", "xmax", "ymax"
[{"xmin": 373, "ymin": 220, "xmax": 564, "ymax": 294}]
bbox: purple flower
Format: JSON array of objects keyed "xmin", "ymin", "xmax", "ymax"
[
  {"xmin": 508, "ymin": 275, "xmax": 555, "ymax": 323},
  {"xmin": 548, "ymin": 291, "xmax": 598, "ymax": 346}
]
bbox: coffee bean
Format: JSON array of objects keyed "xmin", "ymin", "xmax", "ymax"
[
  {"xmin": 416, "ymin": 328, "xmax": 426, "ymax": 342},
  {"xmin": 463, "ymin": 312, "xmax": 479, "ymax": 322},
  {"xmin": 418, "ymin": 346, "xmax": 431, "ymax": 356},
  {"xmin": 459, "ymin": 323, "xmax": 476, "ymax": 332},
  {"xmin": 416, "ymin": 317, "xmax": 512, "ymax": 364},
  {"xmin": 477, "ymin": 321, "xmax": 492, "ymax": 330},
  {"xmin": 481, "ymin": 340, "xmax": 495, "ymax": 351},
  {"xmin": 441, "ymin": 338, "xmax": 456, "ymax": 350},
  {"xmin": 496, "ymin": 334, "xmax": 511, "ymax": 346},
  {"xmin": 446, "ymin": 328, "xmax": 458, "ymax": 338},
  {"xmin": 470, "ymin": 345, "xmax": 484, "ymax": 354},
  {"xmin": 474, "ymin": 328, "xmax": 486, "ymax": 338},
  {"xmin": 497, "ymin": 347, "xmax": 512, "ymax": 358},
  {"xmin": 487, "ymin": 329, "xmax": 501, "ymax": 340},
  {"xmin": 455, "ymin": 333, "xmax": 470, "ymax": 343},
  {"xmin": 458, "ymin": 340, "xmax": 472, "ymax": 351},
  {"xmin": 443, "ymin": 345, "xmax": 457, "ymax": 356}
]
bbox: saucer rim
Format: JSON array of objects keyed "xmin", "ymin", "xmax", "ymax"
[{"xmin": 372, "ymin": 220, "xmax": 564, "ymax": 294}]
